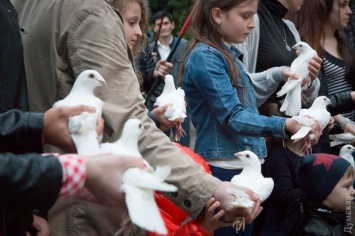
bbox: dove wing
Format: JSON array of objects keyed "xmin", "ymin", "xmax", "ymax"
[
  {"xmin": 277, "ymin": 78, "xmax": 302, "ymax": 97},
  {"xmin": 121, "ymin": 184, "xmax": 167, "ymax": 235},
  {"xmin": 256, "ymin": 178, "xmax": 274, "ymax": 202},
  {"xmin": 122, "ymin": 168, "xmax": 177, "ymax": 192}
]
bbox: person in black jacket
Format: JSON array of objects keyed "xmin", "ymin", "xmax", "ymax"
[
  {"xmin": 0, "ymin": 0, "xmax": 28, "ymax": 113},
  {"xmin": 0, "ymin": 108, "xmax": 145, "ymax": 235},
  {"xmin": 138, "ymin": 11, "xmax": 191, "ymax": 147},
  {"xmin": 286, "ymin": 153, "xmax": 355, "ymax": 236},
  {"xmin": 0, "ymin": 1, "xmax": 145, "ymax": 234}
]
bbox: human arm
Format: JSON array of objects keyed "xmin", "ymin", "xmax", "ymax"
[
  {"xmin": 0, "ymin": 106, "xmax": 97, "ymax": 154},
  {"xmin": 67, "ymin": 5, "xmax": 223, "ymax": 219},
  {"xmin": 185, "ymin": 47, "xmax": 289, "ymax": 138},
  {"xmin": 317, "ymin": 72, "xmax": 355, "ymax": 115},
  {"xmin": 248, "ymin": 66, "xmax": 289, "ymax": 107},
  {"xmin": 333, "ymin": 114, "xmax": 355, "ymax": 135},
  {"xmin": 0, "ymin": 152, "xmax": 145, "ymax": 210}
]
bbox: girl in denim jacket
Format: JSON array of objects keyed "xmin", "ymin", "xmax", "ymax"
[{"xmin": 179, "ymin": 0, "xmax": 320, "ymax": 235}]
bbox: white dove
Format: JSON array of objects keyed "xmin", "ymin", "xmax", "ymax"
[
  {"xmin": 291, "ymin": 96, "xmax": 331, "ymax": 153},
  {"xmin": 330, "ymin": 133, "xmax": 355, "ymax": 147},
  {"xmin": 339, "ymin": 144, "xmax": 355, "ymax": 168},
  {"xmin": 52, "ymin": 70, "xmax": 106, "ymax": 155},
  {"xmin": 154, "ymin": 74, "xmax": 187, "ymax": 141},
  {"xmin": 99, "ymin": 118, "xmax": 177, "ymax": 235},
  {"xmin": 277, "ymin": 42, "xmax": 317, "ymax": 116},
  {"xmin": 228, "ymin": 150, "xmax": 274, "ymax": 232}
]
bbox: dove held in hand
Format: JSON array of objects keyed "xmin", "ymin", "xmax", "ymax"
[{"xmin": 277, "ymin": 42, "xmax": 317, "ymax": 116}]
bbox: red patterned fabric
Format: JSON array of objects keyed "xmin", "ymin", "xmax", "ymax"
[{"xmin": 43, "ymin": 153, "xmax": 86, "ymax": 197}]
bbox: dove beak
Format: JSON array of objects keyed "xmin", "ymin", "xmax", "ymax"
[
  {"xmin": 234, "ymin": 152, "xmax": 242, "ymax": 158},
  {"xmin": 100, "ymin": 80, "xmax": 107, "ymax": 87},
  {"xmin": 291, "ymin": 45, "xmax": 297, "ymax": 50}
]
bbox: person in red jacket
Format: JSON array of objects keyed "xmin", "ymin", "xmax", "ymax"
[{"xmin": 148, "ymin": 143, "xmax": 232, "ymax": 236}]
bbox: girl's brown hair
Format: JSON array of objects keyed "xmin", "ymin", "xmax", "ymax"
[
  {"xmin": 286, "ymin": 0, "xmax": 355, "ymax": 84},
  {"xmin": 178, "ymin": 0, "xmax": 257, "ymax": 88},
  {"xmin": 111, "ymin": 0, "xmax": 150, "ymax": 56}
]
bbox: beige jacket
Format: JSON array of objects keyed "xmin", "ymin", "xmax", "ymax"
[{"xmin": 12, "ymin": 0, "xmax": 221, "ymax": 234}]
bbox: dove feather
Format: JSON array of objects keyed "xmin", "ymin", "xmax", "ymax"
[{"xmin": 121, "ymin": 184, "xmax": 167, "ymax": 235}]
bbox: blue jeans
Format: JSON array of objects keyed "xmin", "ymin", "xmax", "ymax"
[{"xmin": 209, "ymin": 165, "xmax": 254, "ymax": 236}]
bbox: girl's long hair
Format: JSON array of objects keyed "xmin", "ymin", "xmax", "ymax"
[
  {"xmin": 178, "ymin": 0, "xmax": 256, "ymax": 87},
  {"xmin": 287, "ymin": 0, "xmax": 355, "ymax": 84}
]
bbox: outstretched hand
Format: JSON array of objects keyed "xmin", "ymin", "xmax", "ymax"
[
  {"xmin": 43, "ymin": 105, "xmax": 97, "ymax": 152},
  {"xmin": 78, "ymin": 154, "xmax": 145, "ymax": 209},
  {"xmin": 212, "ymin": 182, "xmax": 262, "ymax": 224}
]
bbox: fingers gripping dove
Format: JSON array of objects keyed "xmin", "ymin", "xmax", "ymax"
[
  {"xmin": 154, "ymin": 74, "xmax": 187, "ymax": 141},
  {"xmin": 277, "ymin": 42, "xmax": 317, "ymax": 116},
  {"xmin": 228, "ymin": 151, "xmax": 274, "ymax": 232},
  {"xmin": 99, "ymin": 119, "xmax": 177, "ymax": 235},
  {"xmin": 52, "ymin": 70, "xmax": 106, "ymax": 155},
  {"xmin": 290, "ymin": 96, "xmax": 331, "ymax": 153}
]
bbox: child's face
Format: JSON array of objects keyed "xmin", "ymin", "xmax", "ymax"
[
  {"xmin": 322, "ymin": 171, "xmax": 355, "ymax": 212},
  {"xmin": 122, "ymin": 1, "xmax": 142, "ymax": 50},
  {"xmin": 217, "ymin": 0, "xmax": 258, "ymax": 44}
]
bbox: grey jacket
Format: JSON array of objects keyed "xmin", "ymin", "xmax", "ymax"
[{"xmin": 12, "ymin": 0, "xmax": 220, "ymax": 235}]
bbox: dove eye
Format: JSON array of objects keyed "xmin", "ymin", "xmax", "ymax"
[
  {"xmin": 139, "ymin": 124, "xmax": 142, "ymax": 128},
  {"xmin": 89, "ymin": 73, "xmax": 95, "ymax": 79},
  {"xmin": 246, "ymin": 154, "xmax": 250, "ymax": 158}
]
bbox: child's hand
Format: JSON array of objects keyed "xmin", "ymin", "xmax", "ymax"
[{"xmin": 199, "ymin": 197, "xmax": 234, "ymax": 234}]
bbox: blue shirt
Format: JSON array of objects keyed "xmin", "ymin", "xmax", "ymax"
[{"xmin": 183, "ymin": 43, "xmax": 287, "ymax": 160}]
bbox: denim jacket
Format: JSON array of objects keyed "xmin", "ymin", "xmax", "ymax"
[{"xmin": 183, "ymin": 43, "xmax": 287, "ymax": 160}]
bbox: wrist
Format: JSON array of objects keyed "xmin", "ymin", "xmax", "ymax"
[
  {"xmin": 57, "ymin": 154, "xmax": 86, "ymax": 197},
  {"xmin": 337, "ymin": 117, "xmax": 355, "ymax": 130}
]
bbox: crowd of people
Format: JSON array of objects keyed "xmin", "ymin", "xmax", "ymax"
[{"xmin": 1, "ymin": 0, "xmax": 355, "ymax": 235}]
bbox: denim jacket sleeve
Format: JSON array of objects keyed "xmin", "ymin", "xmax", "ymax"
[{"xmin": 185, "ymin": 46, "xmax": 286, "ymax": 137}]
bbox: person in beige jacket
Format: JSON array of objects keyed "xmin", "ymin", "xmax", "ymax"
[{"xmin": 12, "ymin": 0, "xmax": 262, "ymax": 234}]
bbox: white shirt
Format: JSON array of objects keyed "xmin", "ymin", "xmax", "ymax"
[{"xmin": 157, "ymin": 37, "xmax": 173, "ymax": 60}]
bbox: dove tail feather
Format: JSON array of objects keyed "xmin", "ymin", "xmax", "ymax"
[
  {"xmin": 280, "ymin": 94, "xmax": 289, "ymax": 112},
  {"xmin": 291, "ymin": 127, "xmax": 312, "ymax": 140},
  {"xmin": 284, "ymin": 85, "xmax": 302, "ymax": 116}
]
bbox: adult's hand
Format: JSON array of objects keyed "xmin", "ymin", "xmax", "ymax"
[
  {"xmin": 295, "ymin": 52, "xmax": 322, "ymax": 81},
  {"xmin": 153, "ymin": 60, "xmax": 173, "ymax": 78},
  {"xmin": 43, "ymin": 105, "xmax": 96, "ymax": 152},
  {"xmin": 212, "ymin": 182, "xmax": 262, "ymax": 224},
  {"xmin": 308, "ymin": 55, "xmax": 322, "ymax": 81},
  {"xmin": 79, "ymin": 154, "xmax": 145, "ymax": 209}
]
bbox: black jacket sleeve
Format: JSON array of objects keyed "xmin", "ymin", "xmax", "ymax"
[
  {"xmin": 0, "ymin": 109, "xmax": 43, "ymax": 154},
  {"xmin": 318, "ymin": 72, "xmax": 354, "ymax": 116},
  {"xmin": 0, "ymin": 153, "xmax": 62, "ymax": 210}
]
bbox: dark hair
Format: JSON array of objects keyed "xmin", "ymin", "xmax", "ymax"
[
  {"xmin": 178, "ymin": 0, "xmax": 257, "ymax": 88},
  {"xmin": 287, "ymin": 0, "xmax": 355, "ymax": 83},
  {"xmin": 152, "ymin": 11, "xmax": 174, "ymax": 24}
]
